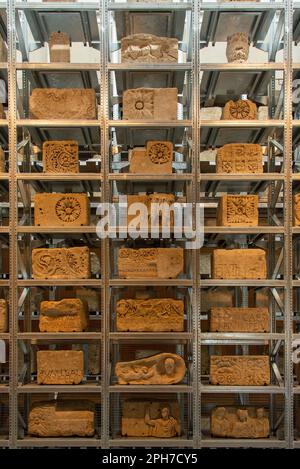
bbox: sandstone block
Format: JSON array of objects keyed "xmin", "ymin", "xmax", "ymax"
[
  {"xmin": 37, "ymin": 350, "xmax": 84, "ymax": 384},
  {"xmin": 129, "ymin": 141, "xmax": 173, "ymax": 174},
  {"xmin": 116, "ymin": 298, "xmax": 184, "ymax": 332},
  {"xmin": 123, "ymin": 88, "xmax": 177, "ymax": 120},
  {"xmin": 200, "ymin": 107, "xmax": 222, "ymax": 120},
  {"xmin": 39, "ymin": 298, "xmax": 88, "ymax": 332},
  {"xmin": 0, "ymin": 146, "xmax": 5, "ymax": 172},
  {"xmin": 32, "ymin": 247, "xmax": 90, "ymax": 279},
  {"xmin": 210, "ymin": 307, "xmax": 269, "ymax": 332},
  {"xmin": 226, "ymin": 32, "xmax": 249, "ymax": 63},
  {"xmin": 211, "ymin": 407, "xmax": 269, "ymax": 438},
  {"xmin": 121, "ymin": 33, "xmax": 178, "ymax": 63},
  {"xmin": 212, "ymin": 249, "xmax": 267, "ymax": 279},
  {"xmin": 34, "ymin": 193, "xmax": 89, "ymax": 227},
  {"xmin": 127, "ymin": 194, "xmax": 175, "ymax": 227},
  {"xmin": 223, "ymin": 99, "xmax": 257, "ymax": 120},
  {"xmin": 294, "ymin": 194, "xmax": 300, "ymax": 226},
  {"xmin": 29, "ymin": 88, "xmax": 96, "ymax": 119},
  {"xmin": 210, "ymin": 355, "xmax": 270, "ymax": 386},
  {"xmin": 43, "ymin": 140, "xmax": 79, "ymax": 173},
  {"xmin": 0, "ymin": 299, "xmax": 7, "ymax": 333},
  {"xmin": 217, "ymin": 195, "xmax": 258, "ymax": 226},
  {"xmin": 49, "ymin": 31, "xmax": 70, "ymax": 63},
  {"xmin": 118, "ymin": 248, "xmax": 183, "ymax": 279},
  {"xmin": 115, "ymin": 352, "xmax": 186, "ymax": 385},
  {"xmin": 216, "ymin": 143, "xmax": 263, "ymax": 173}
]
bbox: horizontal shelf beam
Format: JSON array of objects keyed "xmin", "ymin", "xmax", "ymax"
[
  {"xmin": 109, "ymin": 173, "xmax": 193, "ymax": 181},
  {"xmin": 17, "ymin": 332, "xmax": 102, "ymax": 340},
  {"xmin": 200, "ymin": 280, "xmax": 286, "ymax": 287},
  {"xmin": 109, "ymin": 332, "xmax": 193, "ymax": 341},
  {"xmin": 17, "ymin": 383, "xmax": 101, "ymax": 393},
  {"xmin": 201, "ymin": 385, "xmax": 284, "ymax": 394},
  {"xmin": 200, "ymin": 120, "xmax": 284, "ymax": 128},
  {"xmin": 203, "ymin": 226, "xmax": 285, "ymax": 234},
  {"xmin": 200, "ymin": 173, "xmax": 285, "ymax": 181},
  {"xmin": 17, "ymin": 438, "xmax": 102, "ymax": 448},
  {"xmin": 201, "ymin": 63, "xmax": 285, "ymax": 71},
  {"xmin": 17, "ymin": 173, "xmax": 102, "ymax": 181},
  {"xmin": 17, "ymin": 279, "xmax": 102, "ymax": 287},
  {"xmin": 109, "ymin": 385, "xmax": 192, "ymax": 393},
  {"xmin": 17, "ymin": 119, "xmax": 101, "ymax": 128},
  {"xmin": 109, "ymin": 120, "xmax": 191, "ymax": 127},
  {"xmin": 109, "ymin": 279, "xmax": 193, "ymax": 287},
  {"xmin": 200, "ymin": 439, "xmax": 287, "ymax": 448},
  {"xmin": 109, "ymin": 438, "xmax": 193, "ymax": 447}
]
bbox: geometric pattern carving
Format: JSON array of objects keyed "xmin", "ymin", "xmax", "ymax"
[
  {"xmin": 216, "ymin": 143, "xmax": 263, "ymax": 173},
  {"xmin": 217, "ymin": 195, "xmax": 258, "ymax": 226},
  {"xmin": 210, "ymin": 356, "xmax": 270, "ymax": 386},
  {"xmin": 32, "ymin": 247, "xmax": 90, "ymax": 279},
  {"xmin": 43, "ymin": 141, "xmax": 79, "ymax": 173}
]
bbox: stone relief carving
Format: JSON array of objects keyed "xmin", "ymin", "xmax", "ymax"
[
  {"xmin": 210, "ymin": 356, "xmax": 270, "ymax": 386},
  {"xmin": 216, "ymin": 143, "xmax": 263, "ymax": 173},
  {"xmin": 49, "ymin": 31, "xmax": 70, "ymax": 63},
  {"xmin": 226, "ymin": 33, "xmax": 249, "ymax": 63},
  {"xmin": 211, "ymin": 407, "xmax": 269, "ymax": 438},
  {"xmin": 210, "ymin": 307, "xmax": 269, "ymax": 332},
  {"xmin": 123, "ymin": 88, "xmax": 178, "ymax": 120},
  {"xmin": 34, "ymin": 193, "xmax": 89, "ymax": 227},
  {"xmin": 43, "ymin": 140, "xmax": 79, "ymax": 173},
  {"xmin": 121, "ymin": 33, "xmax": 178, "ymax": 63},
  {"xmin": 0, "ymin": 299, "xmax": 7, "ymax": 333},
  {"xmin": 37, "ymin": 350, "xmax": 84, "ymax": 384},
  {"xmin": 32, "ymin": 247, "xmax": 90, "ymax": 279},
  {"xmin": 129, "ymin": 141, "xmax": 173, "ymax": 174},
  {"xmin": 217, "ymin": 195, "xmax": 258, "ymax": 226},
  {"xmin": 294, "ymin": 194, "xmax": 300, "ymax": 226},
  {"xmin": 212, "ymin": 248, "xmax": 267, "ymax": 279},
  {"xmin": 39, "ymin": 298, "xmax": 89, "ymax": 332},
  {"xmin": 0, "ymin": 146, "xmax": 5, "ymax": 172},
  {"xmin": 223, "ymin": 99, "xmax": 257, "ymax": 120},
  {"xmin": 127, "ymin": 194, "xmax": 175, "ymax": 228}
]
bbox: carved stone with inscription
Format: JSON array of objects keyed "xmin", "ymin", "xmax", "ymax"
[
  {"xmin": 32, "ymin": 247, "xmax": 90, "ymax": 279},
  {"xmin": 0, "ymin": 146, "xmax": 5, "ymax": 172},
  {"xmin": 217, "ymin": 195, "xmax": 258, "ymax": 226},
  {"xmin": 223, "ymin": 99, "xmax": 257, "ymax": 120},
  {"xmin": 30, "ymin": 89, "xmax": 97, "ymax": 119},
  {"xmin": 43, "ymin": 140, "xmax": 79, "ymax": 173},
  {"xmin": 39, "ymin": 299, "xmax": 88, "ymax": 332},
  {"xmin": 118, "ymin": 248, "xmax": 183, "ymax": 279},
  {"xmin": 226, "ymin": 33, "xmax": 249, "ymax": 63},
  {"xmin": 216, "ymin": 143, "xmax": 263, "ymax": 173},
  {"xmin": 49, "ymin": 31, "xmax": 70, "ymax": 63},
  {"xmin": 127, "ymin": 194, "xmax": 175, "ymax": 227},
  {"xmin": 210, "ymin": 356, "xmax": 270, "ymax": 385},
  {"xmin": 121, "ymin": 33, "xmax": 178, "ymax": 63},
  {"xmin": 115, "ymin": 352, "xmax": 186, "ymax": 385},
  {"xmin": 37, "ymin": 350, "xmax": 84, "ymax": 384},
  {"xmin": 28, "ymin": 401, "xmax": 95, "ymax": 437},
  {"xmin": 210, "ymin": 307, "xmax": 269, "ymax": 332},
  {"xmin": 122, "ymin": 399, "xmax": 181, "ymax": 438},
  {"xmin": 123, "ymin": 88, "xmax": 177, "ymax": 120},
  {"xmin": 212, "ymin": 249, "xmax": 267, "ymax": 279},
  {"xmin": 0, "ymin": 299, "xmax": 7, "ymax": 333},
  {"xmin": 211, "ymin": 407, "xmax": 269, "ymax": 438},
  {"xmin": 293, "ymin": 194, "xmax": 300, "ymax": 226},
  {"xmin": 129, "ymin": 141, "xmax": 173, "ymax": 174},
  {"xmin": 34, "ymin": 193, "xmax": 89, "ymax": 227},
  {"xmin": 116, "ymin": 298, "xmax": 184, "ymax": 332}
]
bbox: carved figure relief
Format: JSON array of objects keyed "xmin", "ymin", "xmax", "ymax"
[
  {"xmin": 226, "ymin": 33, "xmax": 249, "ymax": 63},
  {"xmin": 217, "ymin": 195, "xmax": 258, "ymax": 226},
  {"xmin": 34, "ymin": 193, "xmax": 89, "ymax": 227},
  {"xmin": 39, "ymin": 298, "xmax": 89, "ymax": 332},
  {"xmin": 216, "ymin": 143, "xmax": 263, "ymax": 173},
  {"xmin": 37, "ymin": 350, "xmax": 84, "ymax": 384},
  {"xmin": 223, "ymin": 99, "xmax": 257, "ymax": 120},
  {"xmin": 211, "ymin": 407, "xmax": 269, "ymax": 438},
  {"xmin": 32, "ymin": 247, "xmax": 90, "ymax": 279},
  {"xmin": 121, "ymin": 33, "xmax": 178, "ymax": 63},
  {"xmin": 43, "ymin": 140, "xmax": 79, "ymax": 173},
  {"xmin": 210, "ymin": 356, "xmax": 270, "ymax": 386},
  {"xmin": 212, "ymin": 249, "xmax": 267, "ymax": 279},
  {"xmin": 123, "ymin": 88, "xmax": 178, "ymax": 120},
  {"xmin": 210, "ymin": 307, "xmax": 269, "ymax": 332}
]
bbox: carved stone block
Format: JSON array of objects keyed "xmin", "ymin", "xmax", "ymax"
[
  {"xmin": 34, "ymin": 193, "xmax": 89, "ymax": 227},
  {"xmin": 212, "ymin": 249, "xmax": 267, "ymax": 279},
  {"xmin": 127, "ymin": 194, "xmax": 175, "ymax": 227},
  {"xmin": 210, "ymin": 307, "xmax": 269, "ymax": 332},
  {"xmin": 32, "ymin": 247, "xmax": 90, "ymax": 279},
  {"xmin": 0, "ymin": 146, "xmax": 5, "ymax": 172},
  {"xmin": 123, "ymin": 88, "xmax": 178, "ymax": 120},
  {"xmin": 39, "ymin": 298, "xmax": 88, "ymax": 332},
  {"xmin": 129, "ymin": 141, "xmax": 173, "ymax": 174},
  {"xmin": 226, "ymin": 33, "xmax": 249, "ymax": 63},
  {"xmin": 216, "ymin": 143, "xmax": 263, "ymax": 173},
  {"xmin": 210, "ymin": 356, "xmax": 270, "ymax": 386},
  {"xmin": 116, "ymin": 298, "xmax": 184, "ymax": 332},
  {"xmin": 37, "ymin": 350, "xmax": 84, "ymax": 384},
  {"xmin": 0, "ymin": 299, "xmax": 7, "ymax": 333},
  {"xmin": 258, "ymin": 106, "xmax": 268, "ymax": 120},
  {"xmin": 122, "ymin": 399, "xmax": 180, "ymax": 438},
  {"xmin": 293, "ymin": 194, "xmax": 300, "ymax": 226},
  {"xmin": 211, "ymin": 407, "xmax": 269, "ymax": 438},
  {"xmin": 28, "ymin": 401, "xmax": 95, "ymax": 437},
  {"xmin": 200, "ymin": 107, "xmax": 222, "ymax": 120},
  {"xmin": 217, "ymin": 195, "xmax": 258, "ymax": 226},
  {"xmin": 223, "ymin": 99, "xmax": 257, "ymax": 120},
  {"xmin": 43, "ymin": 140, "xmax": 79, "ymax": 173},
  {"xmin": 29, "ymin": 88, "xmax": 97, "ymax": 119},
  {"xmin": 115, "ymin": 352, "xmax": 186, "ymax": 385},
  {"xmin": 49, "ymin": 31, "xmax": 70, "ymax": 63},
  {"xmin": 118, "ymin": 248, "xmax": 183, "ymax": 279},
  {"xmin": 121, "ymin": 33, "xmax": 178, "ymax": 63}
]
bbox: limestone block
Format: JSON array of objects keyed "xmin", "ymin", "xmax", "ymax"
[
  {"xmin": 32, "ymin": 247, "xmax": 90, "ymax": 279},
  {"xmin": 200, "ymin": 107, "xmax": 222, "ymax": 120},
  {"xmin": 116, "ymin": 298, "xmax": 184, "ymax": 332},
  {"xmin": 0, "ymin": 146, "xmax": 5, "ymax": 172},
  {"xmin": 258, "ymin": 106, "xmax": 269, "ymax": 120},
  {"xmin": 210, "ymin": 307, "xmax": 269, "ymax": 332},
  {"xmin": 216, "ymin": 143, "xmax": 263, "ymax": 173},
  {"xmin": 226, "ymin": 33, "xmax": 249, "ymax": 63},
  {"xmin": 29, "ymin": 88, "xmax": 97, "ymax": 119},
  {"xmin": 200, "ymin": 148, "xmax": 217, "ymax": 163},
  {"xmin": 122, "ymin": 399, "xmax": 180, "ymax": 438},
  {"xmin": 34, "ymin": 193, "xmax": 89, "ymax": 227},
  {"xmin": 121, "ymin": 33, "xmax": 178, "ymax": 63},
  {"xmin": 211, "ymin": 407, "xmax": 269, "ymax": 438},
  {"xmin": 115, "ymin": 352, "xmax": 186, "ymax": 385},
  {"xmin": 0, "ymin": 299, "xmax": 7, "ymax": 333},
  {"xmin": 118, "ymin": 248, "xmax": 183, "ymax": 279},
  {"xmin": 210, "ymin": 356, "xmax": 270, "ymax": 385},
  {"xmin": 127, "ymin": 194, "xmax": 175, "ymax": 227},
  {"xmin": 294, "ymin": 194, "xmax": 300, "ymax": 226},
  {"xmin": 212, "ymin": 249, "xmax": 267, "ymax": 279},
  {"xmin": 123, "ymin": 88, "xmax": 178, "ymax": 120},
  {"xmin": 223, "ymin": 99, "xmax": 257, "ymax": 120},
  {"xmin": 217, "ymin": 195, "xmax": 258, "ymax": 226},
  {"xmin": 43, "ymin": 140, "xmax": 79, "ymax": 173},
  {"xmin": 37, "ymin": 350, "xmax": 84, "ymax": 384},
  {"xmin": 39, "ymin": 298, "xmax": 88, "ymax": 332},
  {"xmin": 28, "ymin": 401, "xmax": 94, "ymax": 437},
  {"xmin": 49, "ymin": 31, "xmax": 70, "ymax": 63},
  {"xmin": 129, "ymin": 141, "xmax": 173, "ymax": 174}
]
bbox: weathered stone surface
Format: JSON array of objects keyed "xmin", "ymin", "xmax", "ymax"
[
  {"xmin": 211, "ymin": 407, "xmax": 269, "ymax": 438},
  {"xmin": 200, "ymin": 107, "xmax": 222, "ymax": 120},
  {"xmin": 122, "ymin": 399, "xmax": 180, "ymax": 437},
  {"xmin": 129, "ymin": 141, "xmax": 173, "ymax": 174},
  {"xmin": 210, "ymin": 307, "xmax": 269, "ymax": 332},
  {"xmin": 210, "ymin": 356, "xmax": 270, "ymax": 385},
  {"xmin": 115, "ymin": 352, "xmax": 186, "ymax": 385},
  {"xmin": 216, "ymin": 143, "xmax": 263, "ymax": 173},
  {"xmin": 37, "ymin": 350, "xmax": 84, "ymax": 384},
  {"xmin": 28, "ymin": 400, "xmax": 95, "ymax": 437},
  {"xmin": 34, "ymin": 193, "xmax": 89, "ymax": 227},
  {"xmin": 32, "ymin": 247, "xmax": 90, "ymax": 279},
  {"xmin": 223, "ymin": 99, "xmax": 257, "ymax": 120},
  {"xmin": 76, "ymin": 288, "xmax": 100, "ymax": 312},
  {"xmin": 226, "ymin": 32, "xmax": 249, "ymax": 63},
  {"xmin": 123, "ymin": 88, "xmax": 177, "ymax": 120},
  {"xmin": 212, "ymin": 249, "xmax": 267, "ymax": 279},
  {"xmin": 39, "ymin": 298, "xmax": 88, "ymax": 332},
  {"xmin": 127, "ymin": 194, "xmax": 175, "ymax": 227},
  {"xmin": 294, "ymin": 194, "xmax": 300, "ymax": 226},
  {"xmin": 121, "ymin": 34, "xmax": 178, "ymax": 63},
  {"xmin": 0, "ymin": 37, "xmax": 7, "ymax": 62},
  {"xmin": 118, "ymin": 248, "xmax": 183, "ymax": 279},
  {"xmin": 116, "ymin": 298, "xmax": 184, "ymax": 332},
  {"xmin": 258, "ymin": 106, "xmax": 268, "ymax": 120},
  {"xmin": 0, "ymin": 299, "xmax": 7, "ymax": 333},
  {"xmin": 43, "ymin": 140, "xmax": 79, "ymax": 173},
  {"xmin": 49, "ymin": 31, "xmax": 70, "ymax": 63},
  {"xmin": 73, "ymin": 343, "xmax": 100, "ymax": 375},
  {"xmin": 30, "ymin": 88, "xmax": 97, "ymax": 119},
  {"xmin": 217, "ymin": 195, "xmax": 258, "ymax": 226},
  {"xmin": 0, "ymin": 104, "xmax": 5, "ymax": 119},
  {"xmin": 0, "ymin": 146, "xmax": 5, "ymax": 172}
]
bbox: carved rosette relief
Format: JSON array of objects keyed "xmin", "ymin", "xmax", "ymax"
[
  {"xmin": 223, "ymin": 99, "xmax": 257, "ymax": 120},
  {"xmin": 123, "ymin": 88, "xmax": 178, "ymax": 120},
  {"xmin": 34, "ymin": 193, "xmax": 89, "ymax": 227},
  {"xmin": 43, "ymin": 140, "xmax": 79, "ymax": 173},
  {"xmin": 217, "ymin": 195, "xmax": 258, "ymax": 226}
]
